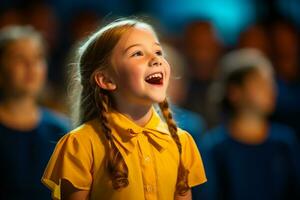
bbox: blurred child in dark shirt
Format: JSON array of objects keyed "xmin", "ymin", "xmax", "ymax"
[
  {"xmin": 0, "ymin": 25, "xmax": 70, "ymax": 200},
  {"xmin": 195, "ymin": 48, "xmax": 300, "ymax": 200}
]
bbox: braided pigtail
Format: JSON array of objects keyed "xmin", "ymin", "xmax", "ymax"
[
  {"xmin": 158, "ymin": 99, "xmax": 190, "ymax": 195},
  {"xmin": 94, "ymin": 87, "xmax": 129, "ymax": 189}
]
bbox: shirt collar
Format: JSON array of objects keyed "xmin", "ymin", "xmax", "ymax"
[{"xmin": 108, "ymin": 107, "xmax": 172, "ymax": 154}]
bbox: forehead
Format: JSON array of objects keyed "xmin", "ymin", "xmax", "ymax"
[
  {"xmin": 245, "ymin": 67, "xmax": 273, "ymax": 83},
  {"xmin": 6, "ymin": 37, "xmax": 42, "ymax": 51},
  {"xmin": 116, "ymin": 26, "xmax": 159, "ymax": 49}
]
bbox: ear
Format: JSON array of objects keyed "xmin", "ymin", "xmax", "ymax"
[{"xmin": 94, "ymin": 71, "xmax": 117, "ymax": 91}]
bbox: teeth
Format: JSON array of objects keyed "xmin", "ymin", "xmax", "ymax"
[{"xmin": 145, "ymin": 72, "xmax": 163, "ymax": 81}]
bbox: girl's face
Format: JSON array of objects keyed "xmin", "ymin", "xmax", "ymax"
[
  {"xmin": 0, "ymin": 37, "xmax": 46, "ymax": 98},
  {"xmin": 231, "ymin": 68, "xmax": 276, "ymax": 115},
  {"xmin": 109, "ymin": 26, "xmax": 170, "ymax": 106}
]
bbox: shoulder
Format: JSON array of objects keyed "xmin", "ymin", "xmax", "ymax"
[
  {"xmin": 68, "ymin": 119, "xmax": 102, "ymax": 142},
  {"xmin": 56, "ymin": 119, "xmax": 105, "ymax": 156},
  {"xmin": 176, "ymin": 128, "xmax": 208, "ymax": 186},
  {"xmin": 177, "ymin": 127, "xmax": 192, "ymax": 140},
  {"xmin": 269, "ymin": 122, "xmax": 298, "ymax": 145},
  {"xmin": 177, "ymin": 128, "xmax": 198, "ymax": 148}
]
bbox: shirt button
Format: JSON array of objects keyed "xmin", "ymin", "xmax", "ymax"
[
  {"xmin": 145, "ymin": 185, "xmax": 152, "ymax": 192},
  {"xmin": 145, "ymin": 156, "xmax": 151, "ymax": 162}
]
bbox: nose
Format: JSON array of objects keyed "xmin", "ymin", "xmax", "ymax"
[{"xmin": 149, "ymin": 55, "xmax": 162, "ymax": 67}]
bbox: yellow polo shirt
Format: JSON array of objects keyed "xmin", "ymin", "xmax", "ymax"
[{"xmin": 42, "ymin": 108, "xmax": 206, "ymax": 200}]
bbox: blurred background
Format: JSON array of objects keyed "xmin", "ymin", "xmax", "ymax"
[
  {"xmin": 0, "ymin": 0, "xmax": 299, "ymax": 199},
  {"xmin": 1, "ymin": 0, "xmax": 299, "ymax": 127}
]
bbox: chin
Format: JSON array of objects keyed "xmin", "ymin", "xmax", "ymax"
[
  {"xmin": 138, "ymin": 91, "xmax": 167, "ymax": 105},
  {"xmin": 152, "ymin": 96, "xmax": 166, "ymax": 103}
]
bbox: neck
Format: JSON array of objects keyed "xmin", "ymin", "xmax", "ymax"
[
  {"xmin": 229, "ymin": 111, "xmax": 268, "ymax": 145},
  {"xmin": 0, "ymin": 96, "xmax": 37, "ymax": 113},
  {"xmin": 114, "ymin": 101, "xmax": 153, "ymax": 127},
  {"xmin": 0, "ymin": 96, "xmax": 40, "ymax": 130}
]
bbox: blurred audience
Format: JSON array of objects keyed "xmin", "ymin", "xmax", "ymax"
[
  {"xmin": 0, "ymin": 8, "xmax": 22, "ymax": 29},
  {"xmin": 0, "ymin": 25, "xmax": 70, "ymax": 200},
  {"xmin": 68, "ymin": 9, "xmax": 101, "ymax": 43},
  {"xmin": 22, "ymin": 2, "xmax": 71, "ymax": 114},
  {"xmin": 237, "ymin": 23, "xmax": 271, "ymax": 57},
  {"xmin": 195, "ymin": 49, "xmax": 300, "ymax": 200},
  {"xmin": 0, "ymin": 2, "xmax": 299, "ymax": 200},
  {"xmin": 269, "ymin": 19, "xmax": 300, "ymax": 141},
  {"xmin": 181, "ymin": 20, "xmax": 223, "ymax": 128}
]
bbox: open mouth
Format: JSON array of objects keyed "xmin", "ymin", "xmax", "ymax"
[{"xmin": 145, "ymin": 72, "xmax": 163, "ymax": 85}]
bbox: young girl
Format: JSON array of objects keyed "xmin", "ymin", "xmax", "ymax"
[{"xmin": 42, "ymin": 18, "xmax": 207, "ymax": 200}]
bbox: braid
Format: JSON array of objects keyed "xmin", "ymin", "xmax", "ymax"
[
  {"xmin": 94, "ymin": 87, "xmax": 129, "ymax": 189},
  {"xmin": 158, "ymin": 100, "xmax": 181, "ymax": 153},
  {"xmin": 158, "ymin": 99, "xmax": 190, "ymax": 195}
]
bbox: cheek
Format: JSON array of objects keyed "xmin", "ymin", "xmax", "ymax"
[
  {"xmin": 165, "ymin": 65, "xmax": 171, "ymax": 85},
  {"xmin": 261, "ymin": 87, "xmax": 276, "ymax": 110},
  {"xmin": 5, "ymin": 64, "xmax": 26, "ymax": 85},
  {"xmin": 248, "ymin": 86, "xmax": 275, "ymax": 109},
  {"xmin": 120, "ymin": 74, "xmax": 135, "ymax": 87},
  {"xmin": 163, "ymin": 61, "xmax": 171, "ymax": 86},
  {"xmin": 116, "ymin": 66, "xmax": 144, "ymax": 90},
  {"xmin": 34, "ymin": 62, "xmax": 47, "ymax": 83}
]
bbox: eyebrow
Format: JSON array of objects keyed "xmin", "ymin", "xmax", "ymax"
[{"xmin": 124, "ymin": 42, "xmax": 161, "ymax": 54}]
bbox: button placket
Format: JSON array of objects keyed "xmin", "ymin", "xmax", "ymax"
[
  {"xmin": 137, "ymin": 132, "xmax": 158, "ymax": 198},
  {"xmin": 145, "ymin": 184, "xmax": 153, "ymax": 192}
]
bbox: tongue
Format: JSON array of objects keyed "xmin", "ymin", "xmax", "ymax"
[{"xmin": 145, "ymin": 77, "xmax": 163, "ymax": 85}]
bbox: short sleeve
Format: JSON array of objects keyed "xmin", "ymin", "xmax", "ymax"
[
  {"xmin": 41, "ymin": 133, "xmax": 93, "ymax": 199},
  {"xmin": 179, "ymin": 130, "xmax": 207, "ymax": 187}
]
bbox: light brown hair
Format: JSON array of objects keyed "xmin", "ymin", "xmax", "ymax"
[{"xmin": 71, "ymin": 18, "xmax": 189, "ymax": 195}]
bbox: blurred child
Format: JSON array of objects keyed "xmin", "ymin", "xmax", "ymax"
[
  {"xmin": 196, "ymin": 49, "xmax": 300, "ymax": 200},
  {"xmin": 42, "ymin": 18, "xmax": 206, "ymax": 200},
  {"xmin": 237, "ymin": 23, "xmax": 270, "ymax": 57},
  {"xmin": 0, "ymin": 26, "xmax": 70, "ymax": 199},
  {"xmin": 181, "ymin": 20, "xmax": 223, "ymax": 128}
]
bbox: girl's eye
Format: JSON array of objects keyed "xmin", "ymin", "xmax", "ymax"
[{"xmin": 131, "ymin": 51, "xmax": 143, "ymax": 57}]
